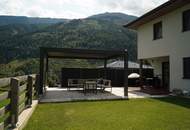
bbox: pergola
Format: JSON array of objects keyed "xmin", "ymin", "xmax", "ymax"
[{"xmin": 39, "ymin": 47, "xmax": 129, "ymax": 96}]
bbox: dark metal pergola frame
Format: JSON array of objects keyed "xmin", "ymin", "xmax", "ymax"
[{"xmin": 39, "ymin": 47, "xmax": 129, "ymax": 96}]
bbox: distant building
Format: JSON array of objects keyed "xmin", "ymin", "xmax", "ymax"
[{"xmin": 99, "ymin": 61, "xmax": 152, "ymax": 69}]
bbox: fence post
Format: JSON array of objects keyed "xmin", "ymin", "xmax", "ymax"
[
  {"xmin": 26, "ymin": 76, "xmax": 33, "ymax": 107},
  {"xmin": 35, "ymin": 74, "xmax": 40, "ymax": 97},
  {"xmin": 10, "ymin": 78, "xmax": 19, "ymax": 128}
]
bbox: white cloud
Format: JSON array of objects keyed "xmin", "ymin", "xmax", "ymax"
[
  {"xmin": 0, "ymin": 0, "xmax": 169, "ymax": 18},
  {"xmin": 97, "ymin": 0, "xmax": 169, "ymax": 16}
]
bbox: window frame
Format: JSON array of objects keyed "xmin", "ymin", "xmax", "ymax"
[
  {"xmin": 153, "ymin": 21, "xmax": 163, "ymax": 40},
  {"xmin": 182, "ymin": 9, "xmax": 190, "ymax": 32},
  {"xmin": 183, "ymin": 57, "xmax": 190, "ymax": 79}
]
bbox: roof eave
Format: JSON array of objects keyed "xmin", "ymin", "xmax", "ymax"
[{"xmin": 123, "ymin": 0, "xmax": 190, "ymax": 30}]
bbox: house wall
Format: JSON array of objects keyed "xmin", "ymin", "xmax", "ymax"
[
  {"xmin": 148, "ymin": 57, "xmax": 169, "ymax": 80},
  {"xmin": 137, "ymin": 4, "xmax": 190, "ymax": 91}
]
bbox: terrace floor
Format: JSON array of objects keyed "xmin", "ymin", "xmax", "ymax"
[{"xmin": 40, "ymin": 87, "xmax": 168, "ymax": 103}]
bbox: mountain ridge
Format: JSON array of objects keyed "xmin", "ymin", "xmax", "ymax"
[
  {"xmin": 0, "ymin": 15, "xmax": 70, "ymax": 26},
  {"xmin": 88, "ymin": 12, "xmax": 137, "ymax": 25},
  {"xmin": 0, "ymin": 12, "xmax": 137, "ymax": 26}
]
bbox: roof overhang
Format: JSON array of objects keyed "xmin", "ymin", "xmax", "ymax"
[
  {"xmin": 124, "ymin": 0, "xmax": 190, "ymax": 30},
  {"xmin": 40, "ymin": 47, "xmax": 126, "ymax": 60}
]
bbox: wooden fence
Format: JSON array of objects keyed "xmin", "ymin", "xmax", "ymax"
[{"xmin": 0, "ymin": 74, "xmax": 39, "ymax": 130}]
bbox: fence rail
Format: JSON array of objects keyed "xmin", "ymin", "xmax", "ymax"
[{"xmin": 0, "ymin": 74, "xmax": 39, "ymax": 130}]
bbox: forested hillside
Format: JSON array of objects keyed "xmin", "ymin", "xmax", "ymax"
[{"xmin": 0, "ymin": 13, "xmax": 137, "ymax": 82}]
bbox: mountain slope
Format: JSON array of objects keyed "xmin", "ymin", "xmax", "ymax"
[
  {"xmin": 1, "ymin": 18, "xmax": 137, "ymax": 62},
  {"xmin": 0, "ymin": 24, "xmax": 50, "ymax": 42},
  {"xmin": 0, "ymin": 16, "xmax": 71, "ymax": 43}
]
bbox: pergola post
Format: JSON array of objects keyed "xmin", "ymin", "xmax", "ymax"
[
  {"xmin": 104, "ymin": 59, "xmax": 107, "ymax": 79},
  {"xmin": 45, "ymin": 56, "xmax": 49, "ymax": 86},
  {"xmin": 124, "ymin": 49, "xmax": 128, "ymax": 97},
  {"xmin": 39, "ymin": 48, "xmax": 45, "ymax": 95},
  {"xmin": 46, "ymin": 56, "xmax": 49, "ymax": 72},
  {"xmin": 139, "ymin": 59, "xmax": 143, "ymax": 87}
]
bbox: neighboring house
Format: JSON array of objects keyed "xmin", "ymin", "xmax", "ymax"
[
  {"xmin": 125, "ymin": 0, "xmax": 190, "ymax": 92},
  {"xmin": 98, "ymin": 61, "xmax": 153, "ymax": 69},
  {"xmin": 98, "ymin": 61, "xmax": 154, "ymax": 82}
]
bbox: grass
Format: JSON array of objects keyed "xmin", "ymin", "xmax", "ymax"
[
  {"xmin": 24, "ymin": 97, "xmax": 190, "ymax": 130},
  {"xmin": 0, "ymin": 94, "xmax": 10, "ymax": 123}
]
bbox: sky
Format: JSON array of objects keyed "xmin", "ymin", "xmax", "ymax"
[{"xmin": 0, "ymin": 0, "xmax": 169, "ymax": 19}]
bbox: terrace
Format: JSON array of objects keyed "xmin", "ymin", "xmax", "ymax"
[{"xmin": 38, "ymin": 47, "xmax": 166, "ymax": 103}]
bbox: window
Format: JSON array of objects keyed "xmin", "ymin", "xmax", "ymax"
[
  {"xmin": 183, "ymin": 57, "xmax": 190, "ymax": 79},
  {"xmin": 153, "ymin": 21, "xmax": 162, "ymax": 40},
  {"xmin": 183, "ymin": 9, "xmax": 190, "ymax": 32}
]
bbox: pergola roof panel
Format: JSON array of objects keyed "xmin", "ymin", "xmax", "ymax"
[{"xmin": 41, "ymin": 47, "xmax": 125, "ymax": 59}]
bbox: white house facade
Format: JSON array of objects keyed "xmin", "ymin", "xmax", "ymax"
[{"xmin": 125, "ymin": 0, "xmax": 190, "ymax": 92}]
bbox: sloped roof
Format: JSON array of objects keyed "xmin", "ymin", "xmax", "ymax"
[
  {"xmin": 124, "ymin": 0, "xmax": 190, "ymax": 30},
  {"xmin": 99, "ymin": 61, "xmax": 153, "ymax": 69}
]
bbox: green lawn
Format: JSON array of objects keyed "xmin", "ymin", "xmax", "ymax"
[{"xmin": 24, "ymin": 97, "xmax": 190, "ymax": 130}]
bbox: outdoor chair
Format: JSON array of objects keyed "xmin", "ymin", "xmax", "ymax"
[
  {"xmin": 97, "ymin": 79, "xmax": 112, "ymax": 92},
  {"xmin": 68, "ymin": 79, "xmax": 84, "ymax": 90},
  {"xmin": 84, "ymin": 80, "xmax": 98, "ymax": 94}
]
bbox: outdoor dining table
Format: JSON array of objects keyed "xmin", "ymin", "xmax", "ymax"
[{"xmin": 84, "ymin": 81, "xmax": 97, "ymax": 94}]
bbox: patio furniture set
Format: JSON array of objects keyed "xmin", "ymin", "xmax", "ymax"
[{"xmin": 68, "ymin": 79, "xmax": 112, "ymax": 94}]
